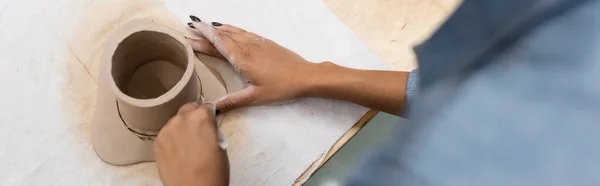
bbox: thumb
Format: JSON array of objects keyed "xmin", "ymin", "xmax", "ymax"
[
  {"xmin": 197, "ymin": 102, "xmax": 228, "ymax": 150},
  {"xmin": 216, "ymin": 86, "xmax": 258, "ymax": 113}
]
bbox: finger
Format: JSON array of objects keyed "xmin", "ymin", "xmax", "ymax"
[
  {"xmin": 177, "ymin": 102, "xmax": 199, "ymax": 115},
  {"xmin": 199, "ymin": 101, "xmax": 217, "ymax": 116},
  {"xmin": 188, "ymin": 103, "xmax": 218, "ymax": 134},
  {"xmin": 186, "ymin": 27, "xmax": 207, "ymax": 39},
  {"xmin": 244, "ymin": 31, "xmax": 262, "ymax": 39},
  {"xmin": 190, "ymin": 21, "xmax": 240, "ymax": 59},
  {"xmin": 216, "ymin": 86, "xmax": 258, "ymax": 113},
  {"xmin": 199, "ymin": 101, "xmax": 229, "ymax": 150},
  {"xmin": 185, "ymin": 37, "xmax": 223, "ymax": 57},
  {"xmin": 185, "ymin": 102, "xmax": 216, "ymax": 121},
  {"xmin": 212, "ymin": 22, "xmax": 246, "ymax": 34},
  {"xmin": 191, "ymin": 102, "xmax": 225, "ymax": 149}
]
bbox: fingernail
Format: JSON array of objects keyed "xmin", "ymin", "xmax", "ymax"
[
  {"xmin": 189, "ymin": 15, "xmax": 201, "ymax": 22},
  {"xmin": 187, "ymin": 22, "xmax": 195, "ymax": 28},
  {"xmin": 215, "ymin": 109, "xmax": 221, "ymax": 116},
  {"xmin": 212, "ymin": 22, "xmax": 222, "ymax": 26}
]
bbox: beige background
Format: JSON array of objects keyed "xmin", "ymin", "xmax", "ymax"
[{"xmin": 324, "ymin": 0, "xmax": 462, "ymax": 71}]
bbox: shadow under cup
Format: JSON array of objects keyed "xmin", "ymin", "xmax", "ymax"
[{"xmin": 110, "ymin": 30, "xmax": 198, "ymax": 135}]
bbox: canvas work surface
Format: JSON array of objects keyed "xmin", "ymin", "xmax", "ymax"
[{"xmin": 0, "ymin": 0, "xmax": 387, "ymax": 185}]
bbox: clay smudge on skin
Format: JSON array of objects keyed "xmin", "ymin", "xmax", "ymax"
[{"xmin": 254, "ymin": 37, "xmax": 268, "ymax": 43}]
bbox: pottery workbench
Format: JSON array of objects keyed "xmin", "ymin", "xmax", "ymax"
[{"xmin": 0, "ymin": 0, "xmax": 460, "ymax": 185}]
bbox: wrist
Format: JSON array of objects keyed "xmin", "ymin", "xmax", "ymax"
[{"xmin": 299, "ymin": 61, "xmax": 347, "ymax": 98}]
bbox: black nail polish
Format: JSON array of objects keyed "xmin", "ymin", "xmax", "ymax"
[
  {"xmin": 215, "ymin": 109, "xmax": 221, "ymax": 116},
  {"xmin": 189, "ymin": 15, "xmax": 201, "ymax": 22},
  {"xmin": 212, "ymin": 22, "xmax": 222, "ymax": 26},
  {"xmin": 187, "ymin": 22, "xmax": 195, "ymax": 28}
]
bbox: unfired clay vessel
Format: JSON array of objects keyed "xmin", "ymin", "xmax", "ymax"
[{"xmin": 92, "ymin": 19, "xmax": 243, "ymax": 165}]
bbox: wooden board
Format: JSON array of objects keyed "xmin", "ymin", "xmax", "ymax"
[
  {"xmin": 323, "ymin": 0, "xmax": 461, "ymax": 71},
  {"xmin": 294, "ymin": 109, "xmax": 378, "ymax": 185}
]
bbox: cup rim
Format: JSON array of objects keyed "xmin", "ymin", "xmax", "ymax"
[{"xmin": 103, "ymin": 20, "xmax": 195, "ymax": 108}]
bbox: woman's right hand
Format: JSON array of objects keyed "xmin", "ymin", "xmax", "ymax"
[{"xmin": 186, "ymin": 16, "xmax": 320, "ymax": 112}]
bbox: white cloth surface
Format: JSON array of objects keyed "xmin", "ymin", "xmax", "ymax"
[{"xmin": 0, "ymin": 0, "xmax": 388, "ymax": 185}]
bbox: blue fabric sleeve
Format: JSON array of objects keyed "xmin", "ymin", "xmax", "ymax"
[
  {"xmin": 405, "ymin": 69, "xmax": 419, "ymax": 107},
  {"xmin": 346, "ymin": 0, "xmax": 600, "ymax": 185}
]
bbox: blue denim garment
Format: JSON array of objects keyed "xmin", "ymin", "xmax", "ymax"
[
  {"xmin": 347, "ymin": 0, "xmax": 600, "ymax": 185},
  {"xmin": 405, "ymin": 70, "xmax": 419, "ymax": 107}
]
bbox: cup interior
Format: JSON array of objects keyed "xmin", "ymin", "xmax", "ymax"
[{"xmin": 111, "ymin": 31, "xmax": 188, "ymax": 99}]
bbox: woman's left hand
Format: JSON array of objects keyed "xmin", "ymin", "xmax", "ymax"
[{"xmin": 186, "ymin": 16, "xmax": 322, "ymax": 113}]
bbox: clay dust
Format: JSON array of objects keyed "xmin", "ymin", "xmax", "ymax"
[
  {"xmin": 60, "ymin": 0, "xmax": 254, "ymax": 184},
  {"xmin": 59, "ymin": 0, "xmax": 186, "ymax": 182}
]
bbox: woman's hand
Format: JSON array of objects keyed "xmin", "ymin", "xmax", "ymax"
[
  {"xmin": 187, "ymin": 16, "xmax": 319, "ymax": 112},
  {"xmin": 154, "ymin": 103, "xmax": 229, "ymax": 186},
  {"xmin": 186, "ymin": 16, "xmax": 410, "ymax": 116}
]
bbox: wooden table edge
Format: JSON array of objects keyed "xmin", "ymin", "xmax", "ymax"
[{"xmin": 294, "ymin": 109, "xmax": 379, "ymax": 184}]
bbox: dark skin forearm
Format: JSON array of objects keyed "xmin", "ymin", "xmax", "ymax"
[{"xmin": 302, "ymin": 62, "xmax": 409, "ymax": 116}]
